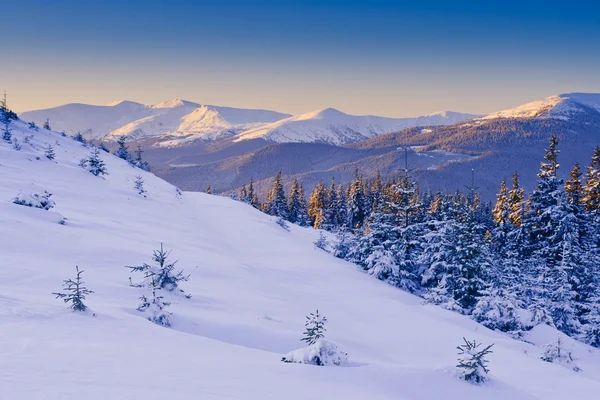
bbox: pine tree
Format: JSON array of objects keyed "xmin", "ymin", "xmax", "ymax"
[
  {"xmin": 127, "ymin": 243, "xmax": 190, "ymax": 297},
  {"xmin": 43, "ymin": 118, "xmax": 51, "ymax": 130},
  {"xmin": 137, "ymin": 285, "xmax": 172, "ymax": 327},
  {"xmin": 346, "ymin": 170, "xmax": 366, "ymax": 229},
  {"xmin": 247, "ymin": 178, "xmax": 259, "ymax": 208},
  {"xmin": 28, "ymin": 121, "xmax": 39, "ymax": 131},
  {"xmin": 492, "ymin": 178, "xmax": 511, "ymax": 226},
  {"xmin": 79, "ymin": 148, "xmax": 108, "ymax": 177},
  {"xmin": 308, "ymin": 182, "xmax": 328, "ymax": 228},
  {"xmin": 287, "ymin": 179, "xmax": 309, "ymax": 226},
  {"xmin": 132, "ymin": 145, "xmax": 150, "ymax": 171},
  {"xmin": 301, "ymin": 310, "xmax": 327, "ymax": 345},
  {"xmin": 456, "ymin": 338, "xmax": 494, "ymax": 383},
  {"xmin": 206, "ymin": 185, "xmax": 212, "ymax": 194},
  {"xmin": 583, "ymin": 146, "xmax": 600, "ymax": 213},
  {"xmin": 2, "ymin": 118, "xmax": 12, "ymax": 142},
  {"xmin": 239, "ymin": 183, "xmax": 249, "ymax": 203},
  {"xmin": 508, "ymin": 172, "xmax": 525, "ymax": 227},
  {"xmin": 265, "ymin": 171, "xmax": 288, "ymax": 219},
  {"xmin": 45, "ymin": 144, "xmax": 56, "ymax": 160},
  {"xmin": 113, "ymin": 135, "xmax": 131, "ymax": 161},
  {"xmin": 134, "ymin": 175, "xmax": 147, "ymax": 197},
  {"xmin": 52, "ymin": 266, "xmax": 94, "ymax": 312},
  {"xmin": 73, "ymin": 132, "xmax": 86, "ymax": 144}
]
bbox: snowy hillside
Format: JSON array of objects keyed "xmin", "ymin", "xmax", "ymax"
[
  {"xmin": 22, "ymin": 101, "xmax": 477, "ymax": 147},
  {"xmin": 235, "ymin": 108, "xmax": 477, "ymax": 145},
  {"xmin": 21, "ymin": 99, "xmax": 291, "ymax": 143},
  {"xmin": 1, "ymin": 120, "xmax": 600, "ymax": 400},
  {"xmin": 480, "ymin": 92, "xmax": 600, "ymax": 121}
]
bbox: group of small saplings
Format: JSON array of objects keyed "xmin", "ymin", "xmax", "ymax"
[{"xmin": 52, "ymin": 245, "xmax": 575, "ymax": 383}]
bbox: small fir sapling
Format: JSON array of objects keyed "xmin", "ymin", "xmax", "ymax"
[
  {"xmin": 2, "ymin": 119, "xmax": 11, "ymax": 142},
  {"xmin": 302, "ymin": 310, "xmax": 327, "ymax": 345},
  {"xmin": 541, "ymin": 335, "xmax": 580, "ymax": 371},
  {"xmin": 79, "ymin": 148, "xmax": 108, "ymax": 177},
  {"xmin": 456, "ymin": 337, "xmax": 494, "ymax": 383},
  {"xmin": 127, "ymin": 243, "xmax": 190, "ymax": 297},
  {"xmin": 28, "ymin": 121, "xmax": 39, "ymax": 130},
  {"xmin": 175, "ymin": 187, "xmax": 183, "ymax": 199},
  {"xmin": 45, "ymin": 144, "xmax": 56, "ymax": 160},
  {"xmin": 12, "ymin": 138, "xmax": 21, "ymax": 150},
  {"xmin": 276, "ymin": 217, "xmax": 290, "ymax": 231},
  {"xmin": 134, "ymin": 175, "xmax": 147, "ymax": 197},
  {"xmin": 43, "ymin": 118, "xmax": 51, "ymax": 130},
  {"xmin": 114, "ymin": 135, "xmax": 131, "ymax": 161},
  {"xmin": 314, "ymin": 232, "xmax": 329, "ymax": 252},
  {"xmin": 12, "ymin": 190, "xmax": 55, "ymax": 210},
  {"xmin": 52, "ymin": 266, "xmax": 94, "ymax": 312},
  {"xmin": 137, "ymin": 284, "xmax": 172, "ymax": 327},
  {"xmin": 73, "ymin": 132, "xmax": 86, "ymax": 144}
]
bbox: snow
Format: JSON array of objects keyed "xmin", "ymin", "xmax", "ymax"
[
  {"xmin": 234, "ymin": 108, "xmax": 478, "ymax": 145},
  {"xmin": 1, "ymin": 120, "xmax": 600, "ymax": 399},
  {"xmin": 480, "ymin": 92, "xmax": 600, "ymax": 121},
  {"xmin": 21, "ymin": 102, "xmax": 477, "ymax": 147}
]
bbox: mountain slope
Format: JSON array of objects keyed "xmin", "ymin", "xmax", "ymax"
[
  {"xmin": 1, "ymin": 120, "xmax": 599, "ymax": 399},
  {"xmin": 235, "ymin": 108, "xmax": 478, "ymax": 145}
]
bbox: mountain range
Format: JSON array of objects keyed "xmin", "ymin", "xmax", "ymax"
[
  {"xmin": 20, "ymin": 93, "xmax": 600, "ymax": 201},
  {"xmin": 21, "ymin": 100, "xmax": 478, "ymax": 146}
]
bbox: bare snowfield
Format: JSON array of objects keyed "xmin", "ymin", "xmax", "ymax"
[{"xmin": 1, "ymin": 120, "xmax": 599, "ymax": 399}]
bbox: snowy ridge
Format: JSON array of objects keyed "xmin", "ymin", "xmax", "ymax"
[
  {"xmin": 21, "ymin": 101, "xmax": 477, "ymax": 146},
  {"xmin": 235, "ymin": 108, "xmax": 477, "ymax": 145},
  {"xmin": 1, "ymin": 120, "xmax": 600, "ymax": 399},
  {"xmin": 480, "ymin": 93, "xmax": 600, "ymax": 121},
  {"xmin": 21, "ymin": 99, "xmax": 291, "ymax": 144}
]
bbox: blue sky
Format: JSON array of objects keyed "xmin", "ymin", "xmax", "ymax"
[{"xmin": 3, "ymin": 0, "xmax": 600, "ymax": 116}]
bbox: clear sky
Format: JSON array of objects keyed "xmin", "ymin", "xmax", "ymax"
[{"xmin": 3, "ymin": 0, "xmax": 600, "ymax": 117}]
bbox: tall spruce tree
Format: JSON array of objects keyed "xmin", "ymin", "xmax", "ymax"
[
  {"xmin": 265, "ymin": 171, "xmax": 288, "ymax": 219},
  {"xmin": 346, "ymin": 170, "xmax": 366, "ymax": 230},
  {"xmin": 308, "ymin": 182, "xmax": 328, "ymax": 229},
  {"xmin": 287, "ymin": 179, "xmax": 309, "ymax": 226}
]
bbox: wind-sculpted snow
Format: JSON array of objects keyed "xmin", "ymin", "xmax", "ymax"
[{"xmin": 1, "ymin": 120, "xmax": 599, "ymax": 399}]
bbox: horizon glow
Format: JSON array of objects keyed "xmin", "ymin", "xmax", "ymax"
[{"xmin": 3, "ymin": 0, "xmax": 600, "ymax": 117}]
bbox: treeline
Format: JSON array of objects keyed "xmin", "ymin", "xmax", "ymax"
[{"xmin": 234, "ymin": 135, "xmax": 600, "ymax": 347}]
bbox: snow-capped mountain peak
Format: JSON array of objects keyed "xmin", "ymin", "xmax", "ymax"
[
  {"xmin": 151, "ymin": 98, "xmax": 199, "ymax": 109},
  {"xmin": 480, "ymin": 92, "xmax": 600, "ymax": 121}
]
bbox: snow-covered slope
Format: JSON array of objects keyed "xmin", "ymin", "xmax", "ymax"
[
  {"xmin": 235, "ymin": 108, "xmax": 478, "ymax": 145},
  {"xmin": 480, "ymin": 93, "xmax": 600, "ymax": 121},
  {"xmin": 2, "ymin": 121, "xmax": 599, "ymax": 399},
  {"xmin": 20, "ymin": 99, "xmax": 291, "ymax": 143}
]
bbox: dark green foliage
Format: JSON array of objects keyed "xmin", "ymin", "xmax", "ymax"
[
  {"xmin": 456, "ymin": 338, "xmax": 494, "ymax": 383},
  {"xmin": 302, "ymin": 310, "xmax": 327, "ymax": 345},
  {"xmin": 53, "ymin": 266, "xmax": 94, "ymax": 312}
]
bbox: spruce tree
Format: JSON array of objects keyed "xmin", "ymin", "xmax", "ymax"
[
  {"xmin": 2, "ymin": 118, "xmax": 12, "ymax": 142},
  {"xmin": 43, "ymin": 118, "xmax": 51, "ymax": 130},
  {"xmin": 508, "ymin": 172, "xmax": 525, "ymax": 227},
  {"xmin": 45, "ymin": 144, "xmax": 56, "ymax": 160},
  {"xmin": 79, "ymin": 148, "xmax": 108, "ymax": 177},
  {"xmin": 247, "ymin": 178, "xmax": 259, "ymax": 208},
  {"xmin": 53, "ymin": 266, "xmax": 94, "ymax": 312},
  {"xmin": 456, "ymin": 338, "xmax": 494, "ymax": 383},
  {"xmin": 265, "ymin": 171, "xmax": 288, "ymax": 219},
  {"xmin": 133, "ymin": 145, "xmax": 150, "ymax": 171},
  {"xmin": 301, "ymin": 310, "xmax": 327, "ymax": 345},
  {"xmin": 287, "ymin": 179, "xmax": 309, "ymax": 226},
  {"xmin": 114, "ymin": 135, "xmax": 131, "ymax": 161},
  {"xmin": 134, "ymin": 175, "xmax": 147, "ymax": 197},
  {"xmin": 73, "ymin": 132, "xmax": 86, "ymax": 144},
  {"xmin": 308, "ymin": 182, "xmax": 328, "ymax": 229},
  {"xmin": 137, "ymin": 284, "xmax": 172, "ymax": 327},
  {"xmin": 346, "ymin": 170, "xmax": 366, "ymax": 229},
  {"xmin": 127, "ymin": 243, "xmax": 190, "ymax": 297},
  {"xmin": 583, "ymin": 146, "xmax": 600, "ymax": 213}
]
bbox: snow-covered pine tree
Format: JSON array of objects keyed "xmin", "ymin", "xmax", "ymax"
[
  {"xmin": 28, "ymin": 121, "xmax": 39, "ymax": 130},
  {"xmin": 2, "ymin": 117, "xmax": 11, "ymax": 142},
  {"xmin": 134, "ymin": 175, "xmax": 147, "ymax": 197},
  {"xmin": 508, "ymin": 172, "xmax": 525, "ymax": 226},
  {"xmin": 583, "ymin": 146, "xmax": 600, "ymax": 214},
  {"xmin": 301, "ymin": 310, "xmax": 327, "ymax": 345},
  {"xmin": 239, "ymin": 183, "xmax": 249, "ymax": 203},
  {"xmin": 73, "ymin": 132, "xmax": 86, "ymax": 144},
  {"xmin": 45, "ymin": 144, "xmax": 56, "ymax": 160},
  {"xmin": 127, "ymin": 243, "xmax": 190, "ymax": 297},
  {"xmin": 346, "ymin": 170, "xmax": 366, "ymax": 229},
  {"xmin": 52, "ymin": 266, "xmax": 94, "ymax": 312},
  {"xmin": 43, "ymin": 118, "xmax": 51, "ymax": 130},
  {"xmin": 247, "ymin": 178, "xmax": 259, "ymax": 208},
  {"xmin": 314, "ymin": 231, "xmax": 329, "ymax": 251},
  {"xmin": 113, "ymin": 135, "xmax": 131, "ymax": 161},
  {"xmin": 456, "ymin": 337, "xmax": 494, "ymax": 383},
  {"xmin": 287, "ymin": 179, "xmax": 309, "ymax": 226},
  {"xmin": 265, "ymin": 171, "xmax": 288, "ymax": 219},
  {"xmin": 308, "ymin": 182, "xmax": 328, "ymax": 229},
  {"xmin": 137, "ymin": 284, "xmax": 172, "ymax": 327},
  {"xmin": 79, "ymin": 148, "xmax": 108, "ymax": 177},
  {"xmin": 133, "ymin": 145, "xmax": 150, "ymax": 171},
  {"xmin": 335, "ymin": 184, "xmax": 348, "ymax": 228}
]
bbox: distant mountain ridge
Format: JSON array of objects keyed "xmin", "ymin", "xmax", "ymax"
[{"xmin": 21, "ymin": 100, "xmax": 478, "ymax": 146}]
